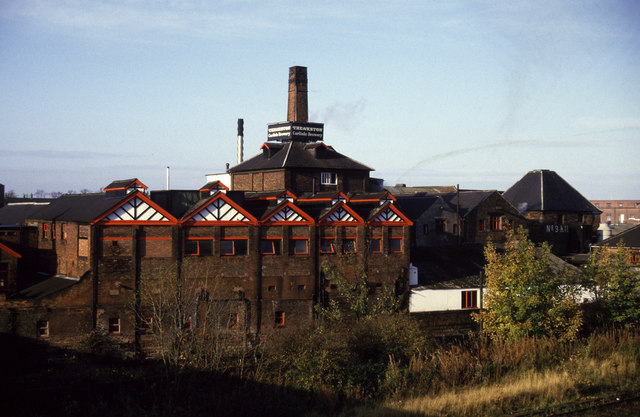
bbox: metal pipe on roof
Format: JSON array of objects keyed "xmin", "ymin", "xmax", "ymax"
[
  {"xmin": 166, "ymin": 166, "xmax": 170, "ymax": 190},
  {"xmin": 237, "ymin": 118, "xmax": 244, "ymax": 164}
]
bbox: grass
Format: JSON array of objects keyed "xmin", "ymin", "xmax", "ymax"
[{"xmin": 349, "ymin": 328, "xmax": 640, "ymax": 417}]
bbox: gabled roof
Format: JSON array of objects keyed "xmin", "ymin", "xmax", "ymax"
[
  {"xmin": 395, "ymin": 196, "xmax": 442, "ymax": 220},
  {"xmin": 181, "ymin": 193, "xmax": 257, "ymax": 225},
  {"xmin": 91, "ymin": 191, "xmax": 177, "ymax": 225},
  {"xmin": 503, "ymin": 170, "xmax": 600, "ymax": 213},
  {"xmin": 594, "ymin": 224, "xmax": 640, "ymax": 248},
  {"xmin": 318, "ymin": 202, "xmax": 364, "ymax": 225},
  {"xmin": 440, "ymin": 190, "xmax": 497, "ymax": 217},
  {"xmin": 0, "ymin": 202, "xmax": 50, "ymax": 226},
  {"xmin": 259, "ymin": 201, "xmax": 314, "ymax": 225},
  {"xmin": 28, "ymin": 193, "xmax": 129, "ymax": 223},
  {"xmin": 366, "ymin": 202, "xmax": 413, "ymax": 226},
  {"xmin": 11, "ymin": 275, "xmax": 79, "ymax": 300},
  {"xmin": 199, "ymin": 180, "xmax": 229, "ymax": 192},
  {"xmin": 0, "ymin": 241, "xmax": 21, "ymax": 258},
  {"xmin": 228, "ymin": 141, "xmax": 373, "ymax": 172},
  {"xmin": 104, "ymin": 178, "xmax": 147, "ymax": 192}
]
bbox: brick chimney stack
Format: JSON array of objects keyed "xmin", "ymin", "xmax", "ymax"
[{"xmin": 287, "ymin": 66, "xmax": 308, "ymax": 122}]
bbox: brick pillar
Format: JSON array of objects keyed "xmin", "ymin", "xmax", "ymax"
[{"xmin": 287, "ymin": 66, "xmax": 308, "ymax": 122}]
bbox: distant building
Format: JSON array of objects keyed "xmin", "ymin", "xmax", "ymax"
[
  {"xmin": 503, "ymin": 169, "xmax": 601, "ymax": 255},
  {"xmin": 590, "ymin": 200, "xmax": 640, "ymax": 225}
]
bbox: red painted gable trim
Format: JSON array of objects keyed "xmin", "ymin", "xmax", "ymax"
[
  {"xmin": 180, "ymin": 192, "xmax": 258, "ymax": 225},
  {"xmin": 366, "ymin": 202, "xmax": 414, "ymax": 226},
  {"xmin": 318, "ymin": 202, "xmax": 364, "ymax": 225},
  {"xmin": 0, "ymin": 242, "xmax": 22, "ymax": 258},
  {"xmin": 259, "ymin": 201, "xmax": 315, "ymax": 225},
  {"xmin": 91, "ymin": 191, "xmax": 178, "ymax": 225}
]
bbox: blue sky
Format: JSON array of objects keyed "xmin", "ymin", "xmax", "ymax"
[{"xmin": 1, "ymin": 1, "xmax": 638, "ymax": 199}]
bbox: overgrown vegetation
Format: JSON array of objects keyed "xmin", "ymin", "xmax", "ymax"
[{"xmin": 473, "ymin": 226, "xmax": 583, "ymax": 341}]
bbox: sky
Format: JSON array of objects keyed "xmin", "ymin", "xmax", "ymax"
[{"xmin": 1, "ymin": 1, "xmax": 639, "ymax": 199}]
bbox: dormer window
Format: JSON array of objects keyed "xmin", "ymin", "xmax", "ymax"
[{"xmin": 321, "ymin": 172, "xmax": 337, "ymax": 185}]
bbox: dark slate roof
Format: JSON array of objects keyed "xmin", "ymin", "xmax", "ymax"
[
  {"xmin": 150, "ymin": 190, "xmax": 202, "ymax": 218},
  {"xmin": 440, "ymin": 191, "xmax": 495, "ymax": 217},
  {"xmin": 395, "ymin": 196, "xmax": 441, "ymax": 220},
  {"xmin": 27, "ymin": 193, "xmax": 127, "ymax": 223},
  {"xmin": 384, "ymin": 185, "xmax": 458, "ymax": 196},
  {"xmin": 0, "ymin": 203, "xmax": 50, "ymax": 226},
  {"xmin": 503, "ymin": 170, "xmax": 600, "ymax": 213},
  {"xmin": 228, "ymin": 141, "xmax": 373, "ymax": 172},
  {"xmin": 104, "ymin": 178, "xmax": 145, "ymax": 190},
  {"xmin": 594, "ymin": 224, "xmax": 640, "ymax": 248},
  {"xmin": 412, "ymin": 246, "xmax": 486, "ymax": 288},
  {"xmin": 11, "ymin": 275, "xmax": 80, "ymax": 300}
]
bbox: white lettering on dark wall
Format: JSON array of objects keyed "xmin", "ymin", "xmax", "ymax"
[{"xmin": 546, "ymin": 225, "xmax": 569, "ymax": 233}]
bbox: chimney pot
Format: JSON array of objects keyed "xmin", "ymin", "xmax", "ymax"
[{"xmin": 287, "ymin": 66, "xmax": 308, "ymax": 122}]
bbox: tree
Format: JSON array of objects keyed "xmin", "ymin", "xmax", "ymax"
[
  {"xmin": 316, "ymin": 254, "xmax": 400, "ymax": 322},
  {"xmin": 581, "ymin": 242, "xmax": 640, "ymax": 326},
  {"xmin": 50, "ymin": 191, "xmax": 63, "ymax": 198},
  {"xmin": 474, "ymin": 227, "xmax": 582, "ymax": 341}
]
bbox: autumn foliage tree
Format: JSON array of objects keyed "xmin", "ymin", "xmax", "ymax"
[
  {"xmin": 581, "ymin": 242, "xmax": 640, "ymax": 327},
  {"xmin": 474, "ymin": 227, "xmax": 582, "ymax": 341}
]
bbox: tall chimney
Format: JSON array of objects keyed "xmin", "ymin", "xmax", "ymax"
[
  {"xmin": 166, "ymin": 166, "xmax": 170, "ymax": 190},
  {"xmin": 237, "ymin": 118, "xmax": 244, "ymax": 164},
  {"xmin": 287, "ymin": 66, "xmax": 308, "ymax": 122}
]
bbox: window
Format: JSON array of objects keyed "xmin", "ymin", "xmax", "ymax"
[
  {"xmin": 112, "ymin": 240, "xmax": 119, "ymax": 247},
  {"xmin": 43, "ymin": 224, "xmax": 49, "ymax": 239},
  {"xmin": 606, "ymin": 214, "xmax": 612, "ymax": 223},
  {"xmin": 490, "ymin": 215, "xmax": 502, "ymax": 231},
  {"xmin": 0, "ymin": 263, "xmax": 8, "ymax": 290},
  {"xmin": 37, "ymin": 320, "xmax": 49, "ymax": 338},
  {"xmin": 369, "ymin": 237, "xmax": 382, "ymax": 253},
  {"xmin": 290, "ymin": 238, "xmax": 309, "ymax": 255},
  {"xmin": 619, "ymin": 214, "xmax": 625, "ymax": 223},
  {"xmin": 435, "ymin": 219, "xmax": 446, "ymax": 234},
  {"xmin": 221, "ymin": 238, "xmax": 248, "ymax": 256},
  {"xmin": 260, "ymin": 238, "xmax": 282, "ymax": 255},
  {"xmin": 61, "ymin": 223, "xmax": 67, "ymax": 240},
  {"xmin": 389, "ymin": 237, "xmax": 402, "ymax": 253},
  {"xmin": 462, "ymin": 290, "xmax": 478, "ymax": 309},
  {"xmin": 478, "ymin": 220, "xmax": 485, "ymax": 231},
  {"xmin": 141, "ymin": 317, "xmax": 153, "ymax": 333},
  {"xmin": 185, "ymin": 238, "xmax": 213, "ymax": 256},
  {"xmin": 228, "ymin": 313, "xmax": 239, "ymax": 329},
  {"xmin": 423, "ymin": 224, "xmax": 429, "ymax": 235},
  {"xmin": 619, "ymin": 203, "xmax": 624, "ymax": 207},
  {"xmin": 631, "ymin": 253, "xmax": 639, "ymax": 265},
  {"xmin": 51, "ymin": 223, "xmax": 56, "ymax": 240},
  {"xmin": 297, "ymin": 284, "xmax": 306, "ymax": 292},
  {"xmin": 342, "ymin": 237, "xmax": 357, "ymax": 253},
  {"xmin": 275, "ymin": 311, "xmax": 285, "ymax": 327},
  {"xmin": 109, "ymin": 317, "xmax": 120, "ymax": 334},
  {"xmin": 320, "ymin": 172, "xmax": 337, "ymax": 185},
  {"xmin": 320, "ymin": 238, "xmax": 335, "ymax": 254}
]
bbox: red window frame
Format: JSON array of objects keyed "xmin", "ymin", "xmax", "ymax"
[
  {"xmin": 61, "ymin": 223, "xmax": 67, "ymax": 240},
  {"xmin": 37, "ymin": 320, "xmax": 49, "ymax": 338},
  {"xmin": 220, "ymin": 238, "xmax": 248, "ymax": 256},
  {"xmin": 51, "ymin": 223, "xmax": 56, "ymax": 240},
  {"xmin": 342, "ymin": 237, "xmax": 357, "ymax": 254},
  {"xmin": 369, "ymin": 237, "xmax": 383, "ymax": 253},
  {"xmin": 462, "ymin": 290, "xmax": 478, "ymax": 309},
  {"xmin": 389, "ymin": 237, "xmax": 403, "ymax": 253},
  {"xmin": 290, "ymin": 237, "xmax": 309, "ymax": 255},
  {"xmin": 141, "ymin": 317, "xmax": 153, "ymax": 333},
  {"xmin": 260, "ymin": 237, "xmax": 282, "ymax": 255},
  {"xmin": 320, "ymin": 238, "xmax": 335, "ymax": 254},
  {"xmin": 229, "ymin": 313, "xmax": 239, "ymax": 329},
  {"xmin": 185, "ymin": 237, "xmax": 213, "ymax": 256},
  {"xmin": 490, "ymin": 215, "xmax": 502, "ymax": 231},
  {"xmin": 109, "ymin": 317, "xmax": 121, "ymax": 334},
  {"xmin": 631, "ymin": 253, "xmax": 639, "ymax": 265},
  {"xmin": 43, "ymin": 224, "xmax": 49, "ymax": 239},
  {"xmin": 275, "ymin": 311, "xmax": 285, "ymax": 327}
]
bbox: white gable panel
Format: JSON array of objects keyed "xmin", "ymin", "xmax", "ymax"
[
  {"xmin": 189, "ymin": 199, "xmax": 249, "ymax": 222},
  {"xmin": 326, "ymin": 207, "xmax": 356, "ymax": 222},
  {"xmin": 268, "ymin": 206, "xmax": 304, "ymax": 222},
  {"xmin": 373, "ymin": 207, "xmax": 401, "ymax": 222},
  {"xmin": 104, "ymin": 197, "xmax": 169, "ymax": 222}
]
